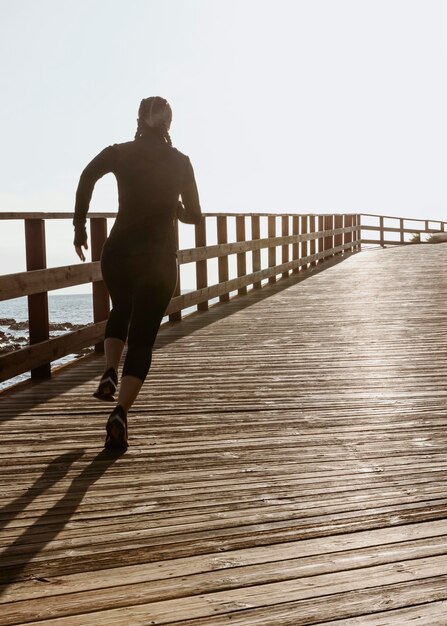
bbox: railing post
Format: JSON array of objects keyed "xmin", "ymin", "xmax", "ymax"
[
  {"xmin": 90, "ymin": 217, "xmax": 110, "ymax": 353},
  {"xmin": 268, "ymin": 215, "xmax": 276, "ymax": 284},
  {"xmin": 324, "ymin": 214, "xmax": 333, "ymax": 258},
  {"xmin": 301, "ymin": 215, "xmax": 308, "ymax": 270},
  {"xmin": 217, "ymin": 216, "xmax": 230, "ymax": 302},
  {"xmin": 251, "ymin": 215, "xmax": 262, "ymax": 288},
  {"xmin": 281, "ymin": 215, "xmax": 289, "ymax": 278},
  {"xmin": 356, "ymin": 214, "xmax": 362, "ymax": 250},
  {"xmin": 236, "ymin": 215, "xmax": 247, "ymax": 295},
  {"xmin": 195, "ymin": 216, "xmax": 208, "ymax": 311},
  {"xmin": 318, "ymin": 215, "xmax": 324, "ymax": 264},
  {"xmin": 334, "ymin": 214, "xmax": 343, "ymax": 253},
  {"xmin": 400, "ymin": 218, "xmax": 404, "ymax": 244},
  {"xmin": 25, "ymin": 218, "xmax": 50, "ymax": 379},
  {"xmin": 292, "ymin": 215, "xmax": 299, "ymax": 274},
  {"xmin": 309, "ymin": 215, "xmax": 316, "ymax": 266},
  {"xmin": 379, "ymin": 216, "xmax": 385, "ymax": 247},
  {"xmin": 344, "ymin": 214, "xmax": 352, "ymax": 251},
  {"xmin": 169, "ymin": 219, "xmax": 182, "ymax": 321}
]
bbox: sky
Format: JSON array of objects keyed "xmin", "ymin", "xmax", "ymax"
[{"xmin": 0, "ymin": 0, "xmax": 446, "ymax": 290}]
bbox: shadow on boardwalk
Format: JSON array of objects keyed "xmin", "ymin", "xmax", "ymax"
[{"xmin": 0, "ymin": 449, "xmax": 123, "ymax": 593}]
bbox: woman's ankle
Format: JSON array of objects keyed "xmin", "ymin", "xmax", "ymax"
[{"xmin": 112, "ymin": 404, "xmax": 127, "ymax": 417}]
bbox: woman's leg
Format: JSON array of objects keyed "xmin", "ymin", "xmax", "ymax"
[
  {"xmin": 117, "ymin": 255, "xmax": 178, "ymax": 413},
  {"xmin": 104, "ymin": 254, "xmax": 177, "ymax": 449},
  {"xmin": 95, "ymin": 246, "xmax": 133, "ymax": 400},
  {"xmin": 101, "ymin": 243, "xmax": 133, "ymax": 351},
  {"xmin": 104, "ymin": 337, "xmax": 125, "ymax": 372},
  {"xmin": 117, "ymin": 375, "xmax": 143, "ymax": 412}
]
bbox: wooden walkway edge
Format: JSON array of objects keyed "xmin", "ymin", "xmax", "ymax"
[{"xmin": 1, "ymin": 245, "xmax": 447, "ymax": 624}]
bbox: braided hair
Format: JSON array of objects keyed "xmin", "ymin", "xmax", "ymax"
[{"xmin": 135, "ymin": 96, "xmax": 173, "ymax": 146}]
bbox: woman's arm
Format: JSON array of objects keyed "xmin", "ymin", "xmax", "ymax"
[
  {"xmin": 73, "ymin": 145, "xmax": 116, "ymax": 260},
  {"xmin": 177, "ymin": 157, "xmax": 202, "ymax": 225}
]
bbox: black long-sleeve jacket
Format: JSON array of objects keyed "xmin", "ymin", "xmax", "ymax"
[{"xmin": 73, "ymin": 130, "xmax": 202, "ymax": 254}]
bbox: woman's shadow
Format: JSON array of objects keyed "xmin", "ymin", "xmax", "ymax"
[{"xmin": 0, "ymin": 448, "xmax": 124, "ymax": 593}]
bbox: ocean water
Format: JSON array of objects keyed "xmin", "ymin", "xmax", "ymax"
[
  {"xmin": 0, "ymin": 291, "xmax": 204, "ymax": 392},
  {"xmin": 0, "ymin": 294, "xmax": 94, "ymax": 327},
  {"xmin": 0, "ymin": 294, "xmax": 95, "ymax": 391}
]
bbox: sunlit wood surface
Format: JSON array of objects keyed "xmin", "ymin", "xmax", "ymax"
[{"xmin": 1, "ymin": 245, "xmax": 447, "ymax": 625}]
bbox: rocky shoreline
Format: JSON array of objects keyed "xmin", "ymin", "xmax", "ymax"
[{"xmin": 0, "ymin": 318, "xmax": 94, "ymax": 357}]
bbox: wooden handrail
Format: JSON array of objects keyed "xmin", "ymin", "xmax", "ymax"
[
  {"xmin": 0, "ymin": 263, "xmax": 101, "ymax": 302},
  {"xmin": 360, "ymin": 214, "xmax": 447, "ymax": 247},
  {"xmin": 0, "ymin": 211, "xmax": 362, "ymax": 384},
  {"xmin": 360, "ymin": 212, "xmax": 446, "ymax": 223},
  {"xmin": 0, "ymin": 211, "xmax": 359, "ymax": 220},
  {"xmin": 0, "ymin": 228, "xmax": 358, "ymax": 302}
]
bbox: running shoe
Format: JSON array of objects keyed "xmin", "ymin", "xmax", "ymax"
[
  {"xmin": 104, "ymin": 405, "xmax": 128, "ymax": 451},
  {"xmin": 93, "ymin": 366, "xmax": 118, "ymax": 402}
]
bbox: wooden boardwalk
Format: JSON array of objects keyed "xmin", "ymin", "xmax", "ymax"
[{"xmin": 1, "ymin": 244, "xmax": 447, "ymax": 625}]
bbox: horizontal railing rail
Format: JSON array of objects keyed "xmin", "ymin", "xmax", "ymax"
[
  {"xmin": 360, "ymin": 213, "xmax": 447, "ymax": 246},
  {"xmin": 0, "ymin": 212, "xmax": 360, "ymax": 384}
]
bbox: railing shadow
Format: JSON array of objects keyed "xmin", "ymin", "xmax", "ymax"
[
  {"xmin": 156, "ymin": 251, "xmax": 356, "ymax": 348},
  {"xmin": 0, "ymin": 448, "xmax": 124, "ymax": 593},
  {"xmin": 0, "ymin": 451, "xmax": 84, "ymax": 533}
]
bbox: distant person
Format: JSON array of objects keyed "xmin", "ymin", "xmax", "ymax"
[{"xmin": 73, "ymin": 96, "xmax": 201, "ymax": 450}]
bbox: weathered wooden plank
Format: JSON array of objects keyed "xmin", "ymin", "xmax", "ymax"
[
  {"xmin": 1, "ymin": 520, "xmax": 445, "ymax": 603},
  {"xmin": 2, "ymin": 544, "xmax": 447, "ymax": 623},
  {"xmin": 319, "ymin": 601, "xmax": 447, "ymax": 625},
  {"xmin": 13, "ymin": 569, "xmax": 447, "ymax": 625}
]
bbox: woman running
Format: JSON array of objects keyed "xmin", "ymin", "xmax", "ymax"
[{"xmin": 73, "ymin": 96, "xmax": 202, "ymax": 450}]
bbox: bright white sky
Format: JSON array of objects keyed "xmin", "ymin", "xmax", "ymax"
[{"xmin": 1, "ymin": 0, "xmax": 446, "ymax": 289}]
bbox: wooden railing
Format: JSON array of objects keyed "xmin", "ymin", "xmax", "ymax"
[
  {"xmin": 361, "ymin": 213, "xmax": 447, "ymax": 246},
  {"xmin": 3, "ymin": 209, "xmax": 446, "ymax": 387},
  {"xmin": 0, "ymin": 212, "xmax": 361, "ymax": 384}
]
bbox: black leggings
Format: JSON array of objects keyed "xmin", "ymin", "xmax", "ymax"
[{"xmin": 100, "ymin": 242, "xmax": 178, "ymax": 382}]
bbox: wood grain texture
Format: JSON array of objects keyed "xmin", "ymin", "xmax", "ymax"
[{"xmin": 1, "ymin": 244, "xmax": 447, "ymax": 624}]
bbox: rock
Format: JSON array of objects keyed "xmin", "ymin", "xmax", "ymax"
[
  {"xmin": 62, "ymin": 322, "xmax": 84, "ymax": 329},
  {"xmin": 0, "ymin": 340, "xmax": 27, "ymax": 354},
  {"xmin": 49, "ymin": 322, "xmax": 84, "ymax": 331},
  {"xmin": 0, "ymin": 318, "xmax": 16, "ymax": 325},
  {"xmin": 8, "ymin": 321, "xmax": 29, "ymax": 330}
]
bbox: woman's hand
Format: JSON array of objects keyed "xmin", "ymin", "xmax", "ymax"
[
  {"xmin": 75, "ymin": 241, "xmax": 89, "ymax": 262},
  {"xmin": 74, "ymin": 227, "xmax": 89, "ymax": 262}
]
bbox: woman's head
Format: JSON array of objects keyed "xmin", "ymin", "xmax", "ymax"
[{"xmin": 135, "ymin": 96, "xmax": 173, "ymax": 146}]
